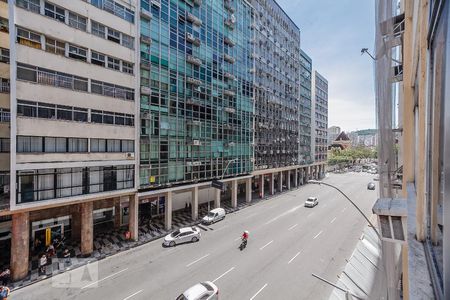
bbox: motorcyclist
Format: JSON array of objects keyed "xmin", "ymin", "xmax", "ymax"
[{"xmin": 242, "ymin": 230, "xmax": 249, "ymax": 245}]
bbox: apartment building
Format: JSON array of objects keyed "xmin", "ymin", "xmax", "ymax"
[
  {"xmin": 2, "ymin": 0, "xmax": 139, "ymax": 280},
  {"xmin": 312, "ymin": 70, "xmax": 328, "ymax": 167},
  {"xmin": 300, "ymin": 49, "xmax": 312, "ymax": 164}
]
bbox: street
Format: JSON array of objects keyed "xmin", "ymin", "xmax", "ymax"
[{"xmin": 12, "ymin": 172, "xmax": 378, "ymax": 300}]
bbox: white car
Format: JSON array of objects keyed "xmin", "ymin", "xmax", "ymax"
[
  {"xmin": 163, "ymin": 226, "xmax": 201, "ymax": 247},
  {"xmin": 176, "ymin": 281, "xmax": 219, "ymax": 300},
  {"xmin": 304, "ymin": 197, "xmax": 318, "ymax": 208}
]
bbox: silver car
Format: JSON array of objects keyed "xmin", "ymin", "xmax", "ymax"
[
  {"xmin": 304, "ymin": 196, "xmax": 318, "ymax": 208},
  {"xmin": 176, "ymin": 281, "xmax": 219, "ymax": 300},
  {"xmin": 163, "ymin": 226, "xmax": 201, "ymax": 247}
]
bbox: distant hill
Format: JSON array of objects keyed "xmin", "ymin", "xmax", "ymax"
[{"xmin": 354, "ymin": 129, "xmax": 377, "ymax": 136}]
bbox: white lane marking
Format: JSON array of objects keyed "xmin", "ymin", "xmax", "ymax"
[
  {"xmin": 259, "ymin": 240, "xmax": 273, "ymax": 250},
  {"xmin": 249, "ymin": 283, "xmax": 268, "ymax": 300},
  {"xmin": 212, "ymin": 267, "xmax": 235, "ymax": 283},
  {"xmin": 288, "ymin": 251, "xmax": 302, "ymax": 264},
  {"xmin": 330, "ymin": 217, "xmax": 337, "ymax": 224},
  {"xmin": 307, "ymin": 212, "xmax": 314, "ymax": 218},
  {"xmin": 342, "ymin": 207, "xmax": 347, "ymax": 213},
  {"xmin": 234, "ymin": 237, "xmax": 241, "ymax": 241},
  {"xmin": 265, "ymin": 205, "xmax": 303, "ymax": 225},
  {"xmin": 81, "ymin": 268, "xmax": 128, "ymax": 289},
  {"xmin": 186, "ymin": 254, "xmax": 210, "ymax": 267},
  {"xmin": 123, "ymin": 290, "xmax": 143, "ymax": 300},
  {"xmin": 313, "ymin": 231, "xmax": 323, "ymax": 240},
  {"xmin": 288, "ymin": 224, "xmax": 298, "ymax": 231}
]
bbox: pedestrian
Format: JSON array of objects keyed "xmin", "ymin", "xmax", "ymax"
[
  {"xmin": 185, "ymin": 202, "xmax": 188, "ymax": 212},
  {"xmin": 39, "ymin": 254, "xmax": 47, "ymax": 276},
  {"xmin": 46, "ymin": 243, "xmax": 55, "ymax": 257},
  {"xmin": 0, "ymin": 269, "xmax": 9, "ymax": 286},
  {"xmin": 63, "ymin": 248, "xmax": 71, "ymax": 266},
  {"xmin": 0, "ymin": 286, "xmax": 10, "ymax": 300}
]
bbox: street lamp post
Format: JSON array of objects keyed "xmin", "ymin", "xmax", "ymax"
[{"xmin": 307, "ymin": 180, "xmax": 382, "ymax": 243}]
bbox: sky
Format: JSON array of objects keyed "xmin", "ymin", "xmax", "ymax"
[{"xmin": 276, "ymin": 0, "xmax": 376, "ymax": 132}]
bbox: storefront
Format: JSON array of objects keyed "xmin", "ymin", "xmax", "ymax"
[{"xmin": 31, "ymin": 216, "xmax": 70, "ymax": 247}]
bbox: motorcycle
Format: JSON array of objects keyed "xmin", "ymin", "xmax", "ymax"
[{"xmin": 239, "ymin": 238, "xmax": 248, "ymax": 251}]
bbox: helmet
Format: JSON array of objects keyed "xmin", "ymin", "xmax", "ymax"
[{"xmin": 244, "ymin": 230, "xmax": 249, "ymax": 234}]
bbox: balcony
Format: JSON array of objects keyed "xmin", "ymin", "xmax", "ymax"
[
  {"xmin": 224, "ymin": 18, "xmax": 235, "ymax": 29},
  {"xmin": 186, "ymin": 32, "xmax": 201, "ymax": 46},
  {"xmin": 224, "ymin": 107, "xmax": 236, "ymax": 113},
  {"xmin": 224, "ymin": 37, "xmax": 235, "ymax": 47},
  {"xmin": 187, "ymin": 12, "xmax": 202, "ymax": 26},
  {"xmin": 186, "ymin": 77, "xmax": 202, "ymax": 86},
  {"xmin": 141, "ymin": 86, "xmax": 151, "ymax": 95},
  {"xmin": 186, "ymin": 55, "xmax": 202, "ymax": 66},
  {"xmin": 224, "ymin": 72, "xmax": 236, "ymax": 80},
  {"xmin": 0, "ymin": 110, "xmax": 10, "ymax": 122},
  {"xmin": 140, "ymin": 35, "xmax": 151, "ymax": 45},
  {"xmin": 223, "ymin": 89, "xmax": 236, "ymax": 97},
  {"xmin": 140, "ymin": 58, "xmax": 150, "ymax": 70},
  {"xmin": 140, "ymin": 8, "xmax": 152, "ymax": 20},
  {"xmin": 224, "ymin": 54, "xmax": 235, "ymax": 64}
]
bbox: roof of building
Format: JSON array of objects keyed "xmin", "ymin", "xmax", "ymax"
[{"xmin": 335, "ymin": 131, "xmax": 350, "ymax": 141}]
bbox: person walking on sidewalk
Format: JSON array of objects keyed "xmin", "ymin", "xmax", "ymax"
[
  {"xmin": 0, "ymin": 268, "xmax": 10, "ymax": 286},
  {"xmin": 0, "ymin": 286, "xmax": 10, "ymax": 300},
  {"xmin": 39, "ymin": 254, "xmax": 47, "ymax": 275}
]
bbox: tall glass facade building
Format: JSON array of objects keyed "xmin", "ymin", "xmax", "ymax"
[
  {"xmin": 300, "ymin": 49, "xmax": 312, "ymax": 164},
  {"xmin": 139, "ymin": 0, "xmax": 254, "ymax": 189}
]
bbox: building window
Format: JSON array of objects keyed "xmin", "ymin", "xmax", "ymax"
[
  {"xmin": 0, "ymin": 108, "xmax": 10, "ymax": 122},
  {"xmin": 68, "ymin": 138, "xmax": 88, "ymax": 152},
  {"xmin": 56, "ymin": 105, "xmax": 73, "ymax": 121},
  {"xmin": 37, "ymin": 103, "xmax": 56, "ymax": 119},
  {"xmin": 0, "ymin": 78, "xmax": 9, "ymax": 93},
  {"xmin": 107, "ymin": 28, "xmax": 121, "ymax": 44},
  {"xmin": 121, "ymin": 34, "xmax": 134, "ymax": 49},
  {"xmin": 17, "ymin": 136, "xmax": 43, "ymax": 152},
  {"xmin": 0, "ymin": 17, "xmax": 8, "ymax": 33},
  {"xmin": 91, "ymin": 51, "xmax": 105, "ymax": 67},
  {"xmin": 122, "ymin": 61, "xmax": 133, "ymax": 74},
  {"xmin": 17, "ymin": 27, "xmax": 41, "ymax": 49},
  {"xmin": 68, "ymin": 12, "xmax": 87, "ymax": 31},
  {"xmin": 90, "ymin": 0, "xmax": 134, "ymax": 23},
  {"xmin": 0, "ymin": 48, "xmax": 9, "ymax": 63},
  {"xmin": 44, "ymin": 2, "xmax": 65, "ymax": 23},
  {"xmin": 0, "ymin": 138, "xmax": 10, "ymax": 152},
  {"xmin": 68, "ymin": 44, "xmax": 87, "ymax": 61},
  {"xmin": 91, "ymin": 80, "xmax": 134, "ymax": 100},
  {"xmin": 16, "ymin": 0, "xmax": 40, "ymax": 13},
  {"xmin": 91, "ymin": 21, "xmax": 106, "ymax": 39},
  {"xmin": 107, "ymin": 56, "xmax": 120, "ymax": 71},
  {"xmin": 45, "ymin": 37, "xmax": 65, "ymax": 56}
]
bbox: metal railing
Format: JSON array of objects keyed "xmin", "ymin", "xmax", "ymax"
[
  {"xmin": 36, "ymin": 70, "xmax": 88, "ymax": 91},
  {"xmin": 0, "ymin": 81, "xmax": 9, "ymax": 93}
]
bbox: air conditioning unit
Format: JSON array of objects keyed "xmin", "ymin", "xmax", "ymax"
[
  {"xmin": 126, "ymin": 152, "xmax": 135, "ymax": 159},
  {"xmin": 193, "ymin": 140, "xmax": 201, "ymax": 146},
  {"xmin": 3, "ymin": 185, "xmax": 9, "ymax": 194}
]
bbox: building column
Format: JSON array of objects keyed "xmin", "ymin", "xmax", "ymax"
[
  {"xmin": 129, "ymin": 194, "xmax": 139, "ymax": 241},
  {"xmin": 214, "ymin": 188, "xmax": 221, "ymax": 208},
  {"xmin": 269, "ymin": 173, "xmax": 275, "ymax": 195},
  {"xmin": 231, "ymin": 180, "xmax": 238, "ymax": 208},
  {"xmin": 11, "ymin": 212, "xmax": 29, "ymax": 281},
  {"xmin": 114, "ymin": 198, "xmax": 121, "ymax": 229},
  {"xmin": 245, "ymin": 178, "xmax": 252, "ymax": 203},
  {"xmin": 191, "ymin": 186, "xmax": 199, "ymax": 220},
  {"xmin": 80, "ymin": 202, "xmax": 93, "ymax": 256},
  {"xmin": 165, "ymin": 191, "xmax": 172, "ymax": 230},
  {"xmin": 294, "ymin": 169, "xmax": 298, "ymax": 187},
  {"xmin": 287, "ymin": 170, "xmax": 291, "ymax": 190},
  {"xmin": 71, "ymin": 205, "xmax": 81, "ymax": 242},
  {"xmin": 259, "ymin": 175, "xmax": 265, "ymax": 198},
  {"xmin": 278, "ymin": 171, "xmax": 283, "ymax": 192}
]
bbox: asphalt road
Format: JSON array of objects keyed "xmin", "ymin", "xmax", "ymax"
[{"xmin": 13, "ymin": 172, "xmax": 378, "ymax": 300}]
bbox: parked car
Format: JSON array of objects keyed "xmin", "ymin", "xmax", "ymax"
[
  {"xmin": 202, "ymin": 208, "xmax": 226, "ymax": 225},
  {"xmin": 163, "ymin": 226, "xmax": 201, "ymax": 247},
  {"xmin": 304, "ymin": 197, "xmax": 319, "ymax": 208},
  {"xmin": 367, "ymin": 182, "xmax": 376, "ymax": 190},
  {"xmin": 176, "ymin": 281, "xmax": 219, "ymax": 300}
]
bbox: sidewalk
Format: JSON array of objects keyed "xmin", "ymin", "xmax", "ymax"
[{"xmin": 9, "ymin": 193, "xmax": 259, "ymax": 290}]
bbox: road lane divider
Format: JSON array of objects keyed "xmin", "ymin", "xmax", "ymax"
[
  {"xmin": 259, "ymin": 240, "xmax": 273, "ymax": 250},
  {"xmin": 288, "ymin": 224, "xmax": 298, "ymax": 231},
  {"xmin": 341, "ymin": 207, "xmax": 347, "ymax": 213},
  {"xmin": 288, "ymin": 251, "xmax": 302, "ymax": 264},
  {"xmin": 186, "ymin": 254, "xmax": 210, "ymax": 267},
  {"xmin": 249, "ymin": 283, "xmax": 268, "ymax": 300},
  {"xmin": 123, "ymin": 289, "xmax": 143, "ymax": 300},
  {"xmin": 313, "ymin": 231, "xmax": 323, "ymax": 240},
  {"xmin": 212, "ymin": 267, "xmax": 235, "ymax": 283},
  {"xmin": 81, "ymin": 268, "xmax": 128, "ymax": 289},
  {"xmin": 330, "ymin": 217, "xmax": 337, "ymax": 224}
]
